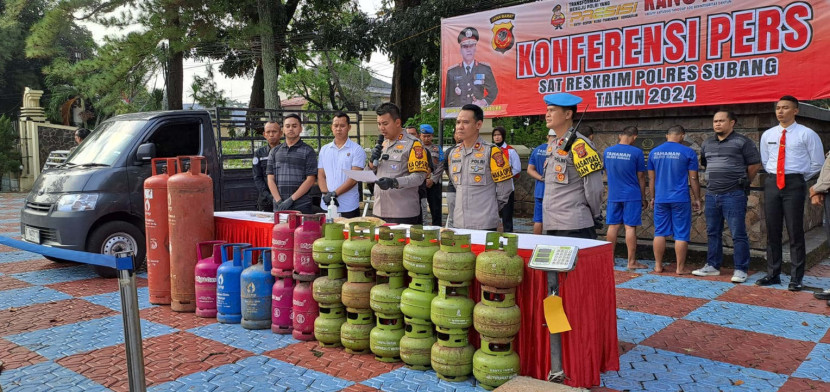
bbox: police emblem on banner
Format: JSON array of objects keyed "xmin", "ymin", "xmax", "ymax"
[
  {"xmin": 490, "ymin": 13, "xmax": 516, "ymax": 53},
  {"xmin": 551, "ymin": 4, "xmax": 565, "ymax": 30}
]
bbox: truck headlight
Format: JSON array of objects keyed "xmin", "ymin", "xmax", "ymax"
[{"xmin": 56, "ymin": 194, "xmax": 99, "ymax": 212}]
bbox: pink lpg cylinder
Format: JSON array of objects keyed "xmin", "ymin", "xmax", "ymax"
[
  {"xmin": 271, "ymin": 211, "xmax": 301, "ymax": 276},
  {"xmin": 293, "ymin": 214, "xmax": 325, "ymax": 279},
  {"xmin": 194, "ymin": 240, "xmax": 227, "ymax": 318},
  {"xmin": 292, "ymin": 280, "xmax": 318, "ymax": 341},
  {"xmin": 271, "ymin": 275, "xmax": 295, "ymax": 334}
]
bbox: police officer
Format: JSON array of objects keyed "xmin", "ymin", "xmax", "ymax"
[
  {"xmin": 542, "ymin": 93, "xmax": 604, "ymax": 239},
  {"xmin": 420, "ymin": 124, "xmax": 444, "ymax": 226},
  {"xmin": 253, "ymin": 121, "xmax": 281, "ymax": 211},
  {"xmin": 369, "ymin": 102, "xmax": 429, "ymax": 224},
  {"xmin": 444, "ymin": 27, "xmax": 498, "ymax": 108},
  {"xmin": 449, "ymin": 104, "xmax": 512, "ymax": 230}
]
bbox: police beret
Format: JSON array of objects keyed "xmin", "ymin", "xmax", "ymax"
[
  {"xmin": 419, "ymin": 124, "xmax": 435, "ymax": 134},
  {"xmin": 544, "ymin": 93, "xmax": 582, "ymax": 107},
  {"xmin": 458, "ymin": 27, "xmax": 479, "ymax": 43}
]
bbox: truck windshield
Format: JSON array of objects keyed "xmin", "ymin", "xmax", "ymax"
[{"xmin": 66, "ymin": 120, "xmax": 147, "ymax": 166}]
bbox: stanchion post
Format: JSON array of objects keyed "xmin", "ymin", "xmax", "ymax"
[
  {"xmin": 116, "ymin": 252, "xmax": 147, "ymax": 392},
  {"xmin": 546, "ymin": 271, "xmax": 564, "ymax": 379}
]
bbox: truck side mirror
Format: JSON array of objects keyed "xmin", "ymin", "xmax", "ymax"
[{"xmin": 136, "ymin": 143, "xmax": 156, "ymax": 163}]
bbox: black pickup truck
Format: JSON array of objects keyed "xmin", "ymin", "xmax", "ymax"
[{"xmin": 19, "ymin": 110, "xmax": 261, "ymax": 277}]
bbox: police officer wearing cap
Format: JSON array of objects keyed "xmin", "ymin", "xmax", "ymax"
[
  {"xmin": 444, "ymin": 27, "xmax": 498, "ymax": 108},
  {"xmin": 542, "ymin": 93, "xmax": 604, "ymax": 239},
  {"xmin": 419, "ymin": 124, "xmax": 445, "ymax": 226},
  {"xmin": 449, "ymin": 104, "xmax": 512, "ymax": 230},
  {"xmin": 368, "ymin": 102, "xmax": 430, "ymax": 224},
  {"xmin": 253, "ymin": 121, "xmax": 281, "ymax": 211}
]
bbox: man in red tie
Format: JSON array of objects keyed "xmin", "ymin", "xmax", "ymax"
[{"xmin": 756, "ymin": 96, "xmax": 824, "ymax": 290}]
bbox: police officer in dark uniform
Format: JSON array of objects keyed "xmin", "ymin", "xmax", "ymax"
[
  {"xmin": 253, "ymin": 121, "xmax": 282, "ymax": 211},
  {"xmin": 444, "ymin": 27, "xmax": 498, "ymax": 108}
]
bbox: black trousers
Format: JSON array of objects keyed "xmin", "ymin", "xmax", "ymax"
[
  {"xmin": 547, "ymin": 227, "xmax": 597, "ymax": 239},
  {"xmin": 339, "ymin": 208, "xmax": 361, "ymax": 219},
  {"xmin": 764, "ymin": 174, "xmax": 806, "ymax": 283},
  {"xmin": 376, "ymin": 215, "xmax": 422, "ymax": 225},
  {"xmin": 426, "ymin": 183, "xmax": 443, "ymax": 226},
  {"xmin": 501, "ymin": 191, "xmax": 515, "ymax": 233}
]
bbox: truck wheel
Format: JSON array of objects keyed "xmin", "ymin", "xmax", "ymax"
[{"xmin": 87, "ymin": 221, "xmax": 146, "ymax": 278}]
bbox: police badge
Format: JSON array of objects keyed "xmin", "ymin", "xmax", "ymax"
[{"xmin": 490, "ymin": 13, "xmax": 516, "ymax": 53}]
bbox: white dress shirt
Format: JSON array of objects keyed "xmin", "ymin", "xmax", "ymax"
[
  {"xmin": 318, "ymin": 139, "xmax": 366, "ymax": 212},
  {"xmin": 760, "ymin": 121, "xmax": 824, "ymax": 180}
]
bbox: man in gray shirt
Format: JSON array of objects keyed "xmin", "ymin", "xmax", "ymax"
[{"xmin": 692, "ymin": 111, "xmax": 761, "ymax": 283}]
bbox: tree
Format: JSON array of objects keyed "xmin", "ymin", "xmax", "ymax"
[
  {"xmin": 0, "ymin": 0, "xmax": 54, "ymax": 116},
  {"xmin": 0, "ymin": 115, "xmax": 23, "ymax": 182},
  {"xmin": 190, "ymin": 64, "xmax": 229, "ymax": 108},
  {"xmin": 279, "ymin": 55, "xmax": 374, "ymax": 111}
]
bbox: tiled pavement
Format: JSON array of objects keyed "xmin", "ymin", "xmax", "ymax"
[{"xmin": 1, "ymin": 192, "xmax": 830, "ymax": 391}]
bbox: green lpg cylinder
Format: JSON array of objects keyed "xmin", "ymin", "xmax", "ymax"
[
  {"xmin": 431, "ymin": 284, "xmax": 474, "ymax": 330},
  {"xmin": 431, "ymin": 342, "xmax": 474, "ymax": 382},
  {"xmin": 400, "ymin": 333, "xmax": 436, "ymax": 370},
  {"xmin": 400, "ymin": 286, "xmax": 436, "ymax": 324},
  {"xmin": 312, "ymin": 270, "xmax": 345, "ymax": 305},
  {"xmin": 433, "ymin": 232, "xmax": 476, "ymax": 284},
  {"xmin": 312, "ymin": 223, "xmax": 345, "ymax": 267},
  {"xmin": 473, "ymin": 301, "xmax": 521, "ymax": 338},
  {"xmin": 435, "ymin": 326, "xmax": 469, "ymax": 348},
  {"xmin": 371, "ymin": 227, "xmax": 407, "ymax": 273},
  {"xmin": 314, "ymin": 306, "xmax": 346, "ymax": 347},
  {"xmin": 341, "ymin": 281, "xmax": 373, "ymax": 309},
  {"xmin": 403, "ymin": 226, "xmax": 440, "ymax": 275},
  {"xmin": 473, "ymin": 338, "xmax": 520, "ymax": 390},
  {"xmin": 370, "ymin": 280, "xmax": 404, "ymax": 317},
  {"xmin": 341, "ymin": 321, "xmax": 373, "ymax": 354},
  {"xmin": 342, "ymin": 223, "xmax": 376, "ymax": 268},
  {"xmin": 370, "ymin": 316, "xmax": 405, "ymax": 362},
  {"xmin": 476, "ymin": 232, "xmax": 524, "ymax": 288}
]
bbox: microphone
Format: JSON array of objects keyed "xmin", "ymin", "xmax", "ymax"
[{"xmin": 372, "ymin": 135, "xmax": 384, "ymax": 167}]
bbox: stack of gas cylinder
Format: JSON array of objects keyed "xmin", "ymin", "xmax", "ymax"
[
  {"xmin": 270, "ymin": 212, "xmax": 325, "ymax": 339},
  {"xmin": 369, "ymin": 227, "xmax": 407, "ymax": 362},
  {"xmin": 270, "ymin": 211, "xmax": 299, "ymax": 333},
  {"xmin": 473, "ymin": 232, "xmax": 523, "ymax": 390},
  {"xmin": 399, "ymin": 226, "xmax": 440, "ymax": 370},
  {"xmin": 430, "ymin": 231, "xmax": 477, "ymax": 381},
  {"xmin": 311, "ymin": 222, "xmax": 347, "ymax": 347},
  {"xmin": 340, "ymin": 223, "xmax": 377, "ymax": 354}
]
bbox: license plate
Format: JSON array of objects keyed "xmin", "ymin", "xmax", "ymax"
[{"xmin": 24, "ymin": 226, "xmax": 40, "ymax": 243}]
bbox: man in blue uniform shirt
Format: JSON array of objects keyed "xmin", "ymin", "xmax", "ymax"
[{"xmin": 604, "ymin": 126, "xmax": 647, "ymax": 270}]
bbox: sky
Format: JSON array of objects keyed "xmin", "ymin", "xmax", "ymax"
[{"xmin": 81, "ymin": 0, "xmax": 392, "ymax": 106}]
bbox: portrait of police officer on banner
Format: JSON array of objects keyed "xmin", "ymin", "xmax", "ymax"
[{"xmin": 444, "ymin": 27, "xmax": 498, "ymax": 109}]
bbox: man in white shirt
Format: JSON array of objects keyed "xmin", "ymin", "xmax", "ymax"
[
  {"xmin": 318, "ymin": 112, "xmax": 367, "ymax": 218},
  {"xmin": 756, "ymin": 95, "xmax": 824, "ymax": 291}
]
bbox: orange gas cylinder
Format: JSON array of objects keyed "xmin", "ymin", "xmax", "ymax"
[
  {"xmin": 168, "ymin": 156, "xmax": 215, "ymax": 312},
  {"xmin": 144, "ymin": 158, "xmax": 178, "ymax": 305}
]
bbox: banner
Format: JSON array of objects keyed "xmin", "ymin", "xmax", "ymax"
[{"xmin": 440, "ymin": 0, "xmax": 830, "ymax": 118}]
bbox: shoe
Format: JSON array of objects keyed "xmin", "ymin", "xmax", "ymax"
[
  {"xmin": 731, "ymin": 270, "xmax": 748, "ymax": 283},
  {"xmin": 788, "ymin": 282, "xmax": 803, "ymax": 291},
  {"xmin": 815, "ymin": 289, "xmax": 830, "ymax": 300},
  {"xmin": 692, "ymin": 265, "xmax": 720, "ymax": 277},
  {"xmin": 755, "ymin": 275, "xmax": 781, "ymax": 286}
]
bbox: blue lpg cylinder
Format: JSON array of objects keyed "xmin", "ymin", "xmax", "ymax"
[
  {"xmin": 241, "ymin": 247, "xmax": 275, "ymax": 329},
  {"xmin": 216, "ymin": 243, "xmax": 250, "ymax": 323}
]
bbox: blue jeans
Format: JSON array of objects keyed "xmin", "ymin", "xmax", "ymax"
[{"xmin": 705, "ymin": 190, "xmax": 749, "ymax": 272}]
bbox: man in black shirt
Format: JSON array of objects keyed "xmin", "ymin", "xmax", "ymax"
[
  {"xmin": 692, "ymin": 111, "xmax": 761, "ymax": 283},
  {"xmin": 266, "ymin": 114, "xmax": 317, "ymax": 213},
  {"xmin": 253, "ymin": 121, "xmax": 281, "ymax": 211}
]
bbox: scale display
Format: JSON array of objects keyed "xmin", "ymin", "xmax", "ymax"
[{"xmin": 528, "ymin": 245, "xmax": 578, "ymax": 272}]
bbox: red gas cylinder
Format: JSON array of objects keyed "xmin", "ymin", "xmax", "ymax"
[
  {"xmin": 144, "ymin": 158, "xmax": 178, "ymax": 305},
  {"xmin": 293, "ymin": 214, "xmax": 325, "ymax": 280},
  {"xmin": 292, "ymin": 280, "xmax": 318, "ymax": 340},
  {"xmin": 194, "ymin": 240, "xmax": 226, "ymax": 318},
  {"xmin": 168, "ymin": 156, "xmax": 215, "ymax": 312},
  {"xmin": 271, "ymin": 211, "xmax": 301, "ymax": 276},
  {"xmin": 271, "ymin": 276, "xmax": 294, "ymax": 334}
]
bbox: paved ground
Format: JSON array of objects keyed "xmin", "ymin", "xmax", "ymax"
[{"xmin": 1, "ymin": 192, "xmax": 830, "ymax": 391}]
